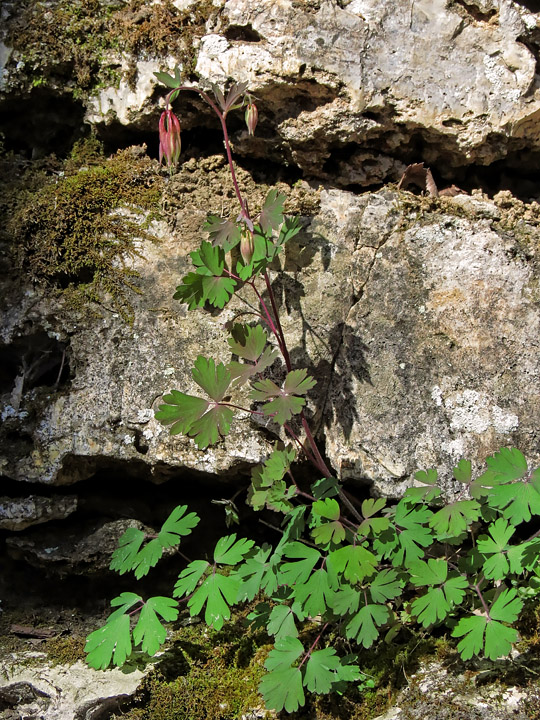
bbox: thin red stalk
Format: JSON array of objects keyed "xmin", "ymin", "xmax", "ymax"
[
  {"xmin": 298, "ymin": 623, "xmax": 329, "ymax": 669},
  {"xmin": 263, "ymin": 271, "xmax": 292, "ymax": 371}
]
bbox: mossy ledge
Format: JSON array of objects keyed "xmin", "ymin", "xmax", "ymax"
[{"xmin": 3, "ymin": 140, "xmax": 164, "ymax": 322}]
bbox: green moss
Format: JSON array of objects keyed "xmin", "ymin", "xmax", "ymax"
[
  {"xmin": 5, "ymin": 0, "xmax": 218, "ymax": 97},
  {"xmin": 44, "ymin": 635, "xmax": 86, "ymax": 666},
  {"xmin": 6, "ymin": 141, "xmax": 163, "ymax": 321}
]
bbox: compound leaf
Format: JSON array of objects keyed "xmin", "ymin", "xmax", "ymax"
[
  {"xmin": 173, "ymin": 559, "xmax": 209, "ymax": 598},
  {"xmin": 429, "ymin": 500, "xmax": 481, "ymax": 541},
  {"xmin": 155, "ymin": 391, "xmax": 209, "ymax": 436},
  {"xmin": 188, "ymin": 404, "xmax": 234, "ymax": 449},
  {"xmin": 369, "ymin": 569, "xmax": 404, "ymax": 603},
  {"xmin": 203, "ymin": 215, "xmax": 242, "ymax": 252},
  {"xmin": 259, "ymin": 667, "xmax": 304, "ymax": 713},
  {"xmin": 294, "ymin": 568, "xmax": 333, "ymax": 617},
  {"xmin": 192, "ymin": 356, "xmax": 231, "ymax": 401},
  {"xmin": 477, "ymin": 518, "xmax": 523, "ymax": 579},
  {"xmin": 327, "ymin": 544, "xmax": 378, "ymax": 585},
  {"xmin": 188, "ymin": 571, "xmax": 240, "ymax": 629},
  {"xmin": 266, "ymin": 604, "xmax": 299, "ymax": 639},
  {"xmin": 259, "ymin": 189, "xmax": 285, "ymax": 233},
  {"xmin": 214, "ymin": 534, "xmax": 255, "ymax": 565},
  {"xmin": 110, "ymin": 527, "xmax": 145, "ymax": 575},
  {"xmin": 173, "ymin": 272, "xmax": 206, "ymax": 309},
  {"xmin": 304, "ymin": 648, "xmax": 360, "ymax": 694},
  {"xmin": 251, "ymin": 369, "xmax": 316, "ymax": 425},
  {"xmin": 236, "ymin": 544, "xmax": 279, "ymax": 601},
  {"xmin": 159, "ymin": 505, "xmax": 200, "ymax": 548},
  {"xmin": 404, "ymin": 468, "xmax": 441, "ymax": 503},
  {"xmin": 346, "ymin": 604, "xmax": 389, "ymax": 648},
  {"xmin": 228, "ymin": 324, "xmax": 268, "ymax": 361},
  {"xmin": 311, "ymin": 498, "xmax": 346, "ymax": 546},
  {"xmin": 279, "ymin": 542, "xmax": 321, "ymax": 586},
  {"xmin": 133, "ymin": 596, "xmax": 179, "ymax": 656},
  {"xmin": 85, "ymin": 613, "xmax": 132, "ymax": 670},
  {"xmin": 453, "ymin": 459, "xmax": 473, "ymax": 484}
]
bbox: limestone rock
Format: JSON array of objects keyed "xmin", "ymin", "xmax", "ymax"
[
  {"xmin": 0, "ymin": 653, "xmax": 144, "ymax": 720},
  {"xmin": 0, "ymin": 495, "xmax": 78, "ymax": 531},
  {"xmin": 5, "ymin": 519, "xmax": 149, "ymax": 574}
]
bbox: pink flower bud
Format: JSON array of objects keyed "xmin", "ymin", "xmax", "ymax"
[
  {"xmin": 245, "ymin": 102, "xmax": 258, "ymax": 136},
  {"xmin": 240, "ymin": 227, "xmax": 255, "ymax": 265},
  {"xmin": 159, "ymin": 109, "xmax": 181, "ymax": 170}
]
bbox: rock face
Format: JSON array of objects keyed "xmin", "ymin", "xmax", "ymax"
[
  {"xmin": 0, "ymin": 653, "xmax": 145, "ymax": 720},
  {"xmin": 1, "ymin": 163, "xmax": 539, "ymax": 494}
]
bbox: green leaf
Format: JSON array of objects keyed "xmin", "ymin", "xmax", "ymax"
[
  {"xmin": 228, "ymin": 324, "xmax": 269, "ymax": 361},
  {"xmin": 173, "ymin": 560, "xmax": 209, "ymax": 598},
  {"xmin": 130, "ymin": 538, "xmax": 163, "ymax": 580},
  {"xmin": 480, "ymin": 448, "xmax": 528, "ymax": 484},
  {"xmin": 259, "ymin": 189, "xmax": 286, "ymax": 233},
  {"xmin": 192, "ymin": 356, "xmax": 231, "ymax": 401},
  {"xmin": 294, "ymin": 568, "xmax": 333, "ymax": 617},
  {"xmin": 251, "ymin": 369, "xmax": 316, "ymax": 425},
  {"xmin": 154, "ymin": 71, "xmax": 180, "ymax": 89},
  {"xmin": 276, "ymin": 215, "xmax": 302, "ymax": 250},
  {"xmin": 236, "ymin": 544, "xmax": 279, "ymax": 601},
  {"xmin": 229, "ymin": 345, "xmax": 279, "ymax": 387},
  {"xmin": 327, "ymin": 544, "xmax": 378, "ymax": 585},
  {"xmin": 374, "ymin": 502, "xmax": 433, "ymax": 567},
  {"xmin": 155, "ymin": 391, "xmax": 209, "ymax": 436},
  {"xmin": 407, "ymin": 559, "xmax": 468, "ymax": 625},
  {"xmin": 188, "ymin": 572, "xmax": 240, "ymax": 629},
  {"xmin": 453, "ymin": 458, "xmax": 472, "ymax": 484},
  {"xmin": 108, "ymin": 592, "xmax": 143, "ymax": 621},
  {"xmin": 346, "ymin": 604, "xmax": 389, "ymax": 648},
  {"xmin": 369, "ymin": 569, "xmax": 404, "ymax": 603},
  {"xmin": 311, "ymin": 476, "xmax": 340, "ymax": 500},
  {"xmin": 85, "ymin": 613, "xmax": 132, "ymax": 669},
  {"xmin": 188, "ymin": 404, "xmax": 234, "ymax": 449},
  {"xmin": 214, "ymin": 534, "xmax": 255, "ymax": 565},
  {"xmin": 279, "ymin": 542, "xmax": 321, "ymax": 586},
  {"xmin": 110, "ymin": 527, "xmax": 145, "ymax": 575},
  {"xmin": 452, "ymin": 588, "xmax": 523, "ymax": 660},
  {"xmin": 332, "ymin": 585, "xmax": 361, "ymax": 616},
  {"xmin": 266, "ymin": 604, "xmax": 299, "ymax": 639},
  {"xmin": 404, "ymin": 468, "xmax": 441, "ymax": 503},
  {"xmin": 304, "ymin": 649, "xmax": 360, "ymax": 694},
  {"xmin": 259, "ymin": 667, "xmax": 305, "ymax": 713},
  {"xmin": 133, "ymin": 597, "xmax": 179, "ymax": 656},
  {"xmin": 477, "ymin": 518, "xmax": 524, "ymax": 579},
  {"xmin": 173, "ymin": 272, "xmax": 206, "ymax": 310},
  {"xmin": 311, "ymin": 498, "xmax": 346, "ymax": 546},
  {"xmin": 358, "ymin": 498, "xmax": 390, "ymax": 536},
  {"xmin": 201, "ymin": 275, "xmax": 237, "ymax": 309},
  {"xmin": 203, "ymin": 215, "xmax": 242, "ymax": 252},
  {"xmin": 159, "ymin": 505, "xmax": 200, "ymax": 549},
  {"xmin": 264, "ymin": 635, "xmax": 304, "ymax": 672},
  {"xmin": 156, "ymin": 361, "xmax": 235, "ymax": 448},
  {"xmin": 429, "ymin": 500, "xmax": 481, "ymax": 541},
  {"xmin": 248, "ymin": 445, "xmax": 297, "ymax": 513}
]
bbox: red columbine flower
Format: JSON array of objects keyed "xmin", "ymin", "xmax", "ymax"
[
  {"xmin": 245, "ymin": 102, "xmax": 258, "ymax": 136},
  {"xmin": 159, "ymin": 108, "xmax": 181, "ymax": 171}
]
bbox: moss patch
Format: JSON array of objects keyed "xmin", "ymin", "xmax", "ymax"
[
  {"xmin": 4, "ymin": 0, "xmax": 219, "ymax": 97},
  {"xmin": 4, "ymin": 140, "xmax": 163, "ymax": 321}
]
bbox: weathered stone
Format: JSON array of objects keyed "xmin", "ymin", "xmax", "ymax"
[
  {"xmin": 0, "ymin": 654, "xmax": 144, "ymax": 720},
  {"xmin": 318, "ymin": 189, "xmax": 540, "ymax": 494},
  {"xmin": 0, "ymin": 495, "xmax": 77, "ymax": 531},
  {"xmin": 5, "ymin": 519, "xmax": 149, "ymax": 574},
  {"xmin": 373, "ymin": 658, "xmax": 539, "ymax": 720}
]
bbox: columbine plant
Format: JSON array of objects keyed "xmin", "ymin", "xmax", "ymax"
[{"xmin": 85, "ymin": 73, "xmax": 540, "ymax": 714}]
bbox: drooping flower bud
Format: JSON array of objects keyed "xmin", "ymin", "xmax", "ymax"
[
  {"xmin": 244, "ymin": 102, "xmax": 258, "ymax": 136},
  {"xmin": 158, "ymin": 108, "xmax": 181, "ymax": 171},
  {"xmin": 240, "ymin": 227, "xmax": 255, "ymax": 265}
]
